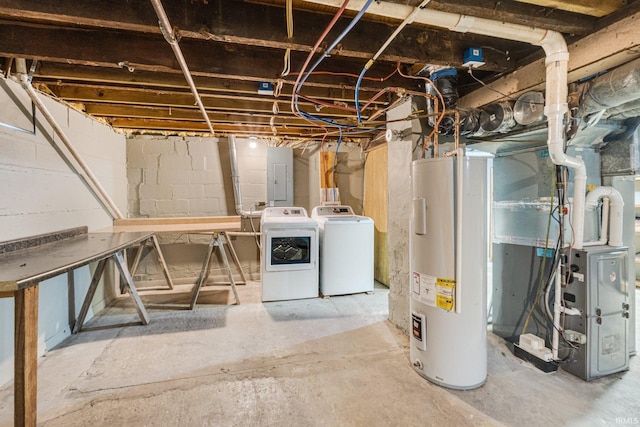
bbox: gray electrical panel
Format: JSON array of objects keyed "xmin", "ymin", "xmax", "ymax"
[
  {"xmin": 563, "ymin": 246, "xmax": 630, "ymax": 381},
  {"xmin": 266, "ymin": 147, "xmax": 293, "ymax": 207}
]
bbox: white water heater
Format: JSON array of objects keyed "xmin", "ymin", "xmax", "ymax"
[{"xmin": 409, "ymin": 153, "xmax": 489, "ymax": 389}]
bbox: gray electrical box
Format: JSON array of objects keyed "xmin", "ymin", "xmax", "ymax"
[
  {"xmin": 563, "ymin": 246, "xmax": 630, "ymax": 381},
  {"xmin": 266, "ymin": 147, "xmax": 293, "ymax": 207}
]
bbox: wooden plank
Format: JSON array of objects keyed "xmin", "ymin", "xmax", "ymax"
[
  {"xmin": 0, "ymin": 290, "xmax": 14, "ymax": 298},
  {"xmin": 114, "ymin": 216, "xmax": 240, "ymax": 226},
  {"xmin": 458, "ymin": 11, "xmax": 640, "ymax": 108},
  {"xmin": 363, "ymin": 144, "xmax": 389, "ymax": 286},
  {"xmin": 320, "ymin": 151, "xmax": 336, "ymax": 189},
  {"xmin": 111, "ymin": 222, "xmax": 242, "ymax": 234},
  {"xmin": 513, "ymin": 0, "xmax": 624, "ymax": 17},
  {"xmin": 14, "ymin": 285, "xmax": 38, "ymax": 427}
]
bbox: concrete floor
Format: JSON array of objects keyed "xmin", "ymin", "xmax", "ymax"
[{"xmin": 1, "ymin": 282, "xmax": 639, "ymax": 427}]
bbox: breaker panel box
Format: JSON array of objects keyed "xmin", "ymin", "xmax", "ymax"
[{"xmin": 266, "ymin": 147, "xmax": 293, "ymax": 207}]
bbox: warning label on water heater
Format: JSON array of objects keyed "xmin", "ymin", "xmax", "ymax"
[{"xmin": 412, "ymin": 272, "xmax": 455, "ymax": 311}]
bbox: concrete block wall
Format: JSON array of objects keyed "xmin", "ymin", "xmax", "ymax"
[
  {"xmin": 385, "ymin": 98, "xmax": 414, "ymax": 335},
  {"xmin": 126, "ymin": 136, "xmax": 267, "ymax": 283},
  {"xmin": 0, "ymin": 78, "xmax": 127, "ymax": 387}
]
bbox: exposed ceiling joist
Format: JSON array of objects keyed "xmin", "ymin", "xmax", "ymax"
[
  {"xmin": 0, "ymin": 0, "xmax": 636, "ymax": 141},
  {"xmin": 513, "ymin": 0, "xmax": 626, "ymax": 17}
]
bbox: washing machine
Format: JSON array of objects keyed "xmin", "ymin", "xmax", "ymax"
[
  {"xmin": 260, "ymin": 207, "xmax": 319, "ymax": 302},
  {"xmin": 311, "ymin": 205, "xmax": 374, "ymax": 296}
]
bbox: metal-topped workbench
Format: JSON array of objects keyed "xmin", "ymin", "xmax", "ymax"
[{"xmin": 0, "ymin": 228, "xmax": 154, "ymax": 427}]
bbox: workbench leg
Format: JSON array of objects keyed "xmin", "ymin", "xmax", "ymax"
[
  {"xmin": 218, "ymin": 235, "xmax": 240, "ymax": 305},
  {"xmin": 129, "ymin": 240, "xmax": 146, "ymax": 278},
  {"xmin": 222, "ymin": 232, "xmax": 247, "ymax": 285},
  {"xmin": 190, "ymin": 236, "xmax": 217, "ymax": 310},
  {"xmin": 74, "ymin": 258, "xmax": 107, "ymax": 334},
  {"xmin": 151, "ymin": 235, "xmax": 174, "ymax": 290},
  {"xmin": 15, "ymin": 285, "xmax": 39, "ymax": 427},
  {"xmin": 113, "ymin": 251, "xmax": 150, "ymax": 325}
]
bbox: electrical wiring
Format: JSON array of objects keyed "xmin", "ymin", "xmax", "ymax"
[
  {"xmin": 302, "ymin": 68, "xmax": 398, "ymax": 82},
  {"xmin": 466, "ymin": 67, "xmax": 542, "ymax": 105},
  {"xmin": 522, "ymin": 174, "xmax": 556, "ymax": 334},
  {"xmin": 354, "ymin": 0, "xmax": 432, "ymax": 123},
  {"xmin": 292, "ymin": 0, "xmax": 375, "ymax": 131},
  {"xmin": 281, "ymin": 0, "xmax": 294, "ymax": 77},
  {"xmin": 289, "ymin": 0, "xmax": 350, "ymax": 127}
]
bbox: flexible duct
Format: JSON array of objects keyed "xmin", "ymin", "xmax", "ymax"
[
  {"xmin": 581, "ymin": 57, "xmax": 640, "ymax": 117},
  {"xmin": 584, "ymin": 186, "xmax": 624, "ymax": 247},
  {"xmin": 303, "ymin": 0, "xmax": 588, "ymax": 248}
]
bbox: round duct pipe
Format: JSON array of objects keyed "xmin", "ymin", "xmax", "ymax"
[{"xmin": 479, "ymin": 101, "xmax": 516, "ymax": 133}]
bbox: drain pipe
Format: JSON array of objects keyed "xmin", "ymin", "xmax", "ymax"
[
  {"xmin": 228, "ymin": 135, "xmax": 254, "ymax": 218},
  {"xmin": 303, "ymin": 0, "xmax": 587, "ymax": 248},
  {"xmin": 150, "ymin": 0, "xmax": 215, "ymax": 135},
  {"xmin": 16, "ymin": 60, "xmax": 124, "ymax": 220}
]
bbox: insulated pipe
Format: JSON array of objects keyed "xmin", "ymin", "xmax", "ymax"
[
  {"xmin": 18, "ymin": 72, "xmax": 124, "ymax": 220},
  {"xmin": 150, "ymin": 0, "xmax": 215, "ymax": 135},
  {"xmin": 584, "ymin": 186, "xmax": 625, "ymax": 247},
  {"xmin": 304, "ymin": 0, "xmax": 588, "ymax": 249}
]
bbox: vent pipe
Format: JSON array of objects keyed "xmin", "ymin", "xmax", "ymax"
[
  {"xmin": 303, "ymin": 0, "xmax": 587, "ymax": 247},
  {"xmin": 584, "ymin": 186, "xmax": 624, "ymax": 247}
]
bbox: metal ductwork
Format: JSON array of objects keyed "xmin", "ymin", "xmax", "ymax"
[{"xmin": 580, "ymin": 57, "xmax": 640, "ymax": 118}]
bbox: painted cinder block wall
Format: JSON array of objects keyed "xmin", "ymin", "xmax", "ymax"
[
  {"xmin": 126, "ymin": 136, "xmax": 366, "ymax": 285},
  {"xmin": 0, "ymin": 78, "xmax": 127, "ymax": 387}
]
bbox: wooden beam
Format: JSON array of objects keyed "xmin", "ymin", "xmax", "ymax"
[
  {"xmin": 107, "ymin": 117, "xmax": 357, "ymax": 137},
  {"xmin": 14, "ymin": 285, "xmax": 39, "ymax": 427},
  {"xmin": 512, "ymin": 0, "xmax": 625, "ymax": 17},
  {"xmin": 84, "ymin": 103, "xmax": 321, "ymax": 126},
  {"xmin": 34, "ymin": 63, "xmax": 390, "ymax": 103},
  {"xmin": 0, "ymin": 0, "xmax": 518, "ymax": 69},
  {"xmin": 265, "ymin": 0, "xmax": 595, "ymax": 35},
  {"xmin": 458, "ymin": 11, "xmax": 640, "ymax": 108},
  {"xmin": 41, "ymin": 84, "xmax": 365, "ymax": 117}
]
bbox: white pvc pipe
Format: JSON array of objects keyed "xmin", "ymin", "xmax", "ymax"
[
  {"xmin": 584, "ymin": 186, "xmax": 625, "ymax": 247},
  {"xmin": 150, "ymin": 0, "xmax": 215, "ymax": 135},
  {"xmin": 303, "ymin": 0, "xmax": 588, "ymax": 249},
  {"xmin": 19, "ymin": 74, "xmax": 124, "ymax": 220},
  {"xmin": 455, "ymin": 147, "xmax": 464, "ymax": 314},
  {"xmin": 583, "ymin": 198, "xmax": 609, "ymax": 247}
]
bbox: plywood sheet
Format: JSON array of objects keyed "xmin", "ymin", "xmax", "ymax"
[{"xmin": 364, "ymin": 144, "xmax": 389, "ymax": 285}]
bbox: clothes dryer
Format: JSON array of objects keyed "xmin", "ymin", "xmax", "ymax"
[{"xmin": 260, "ymin": 207, "xmax": 319, "ymax": 301}]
